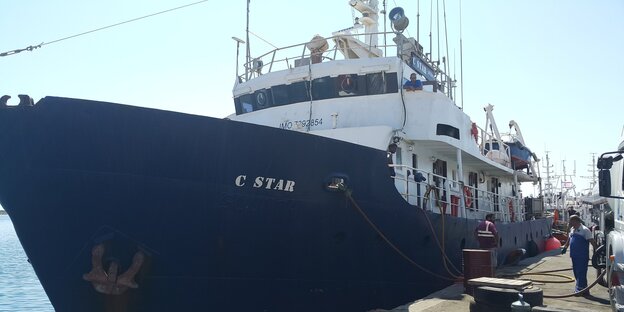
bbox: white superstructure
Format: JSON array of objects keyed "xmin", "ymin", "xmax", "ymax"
[{"xmin": 229, "ymin": 0, "xmax": 541, "ymax": 222}]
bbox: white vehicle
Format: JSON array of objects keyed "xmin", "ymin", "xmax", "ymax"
[{"xmin": 599, "ymin": 136, "xmax": 624, "ymax": 311}]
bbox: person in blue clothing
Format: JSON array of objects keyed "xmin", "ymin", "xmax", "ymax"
[
  {"xmin": 403, "ymin": 73, "xmax": 423, "ymax": 91},
  {"xmin": 561, "ymin": 215, "xmax": 597, "ymax": 296}
]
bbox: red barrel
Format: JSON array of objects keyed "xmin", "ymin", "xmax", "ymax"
[{"xmin": 463, "ymin": 249, "xmax": 494, "ymax": 295}]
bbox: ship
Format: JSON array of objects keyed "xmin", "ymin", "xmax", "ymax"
[{"xmin": 0, "ymin": 1, "xmax": 551, "ymax": 311}]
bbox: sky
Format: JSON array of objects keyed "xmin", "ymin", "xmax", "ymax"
[{"xmin": 2, "ymin": 0, "xmax": 623, "ymax": 196}]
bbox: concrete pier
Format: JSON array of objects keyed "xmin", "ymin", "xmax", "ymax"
[{"xmin": 385, "ymin": 249, "xmax": 611, "ymax": 312}]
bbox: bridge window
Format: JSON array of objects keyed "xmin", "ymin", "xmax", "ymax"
[
  {"xmin": 336, "ymin": 74, "xmax": 366, "ymax": 97},
  {"xmin": 234, "ymin": 72, "xmax": 399, "ymax": 115},
  {"xmin": 367, "ymin": 72, "xmax": 398, "ymax": 95},
  {"xmin": 271, "ymin": 84, "xmax": 290, "ymax": 106},
  {"xmin": 312, "ymin": 77, "xmax": 336, "ymax": 100},
  {"xmin": 436, "ymin": 124, "xmax": 460, "ymax": 140},
  {"xmin": 288, "ymin": 81, "xmax": 311, "ymax": 104}
]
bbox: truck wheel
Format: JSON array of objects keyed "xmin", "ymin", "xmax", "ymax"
[{"xmin": 592, "ymin": 245, "xmax": 606, "ymax": 270}]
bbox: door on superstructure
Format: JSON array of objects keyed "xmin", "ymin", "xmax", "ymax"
[
  {"xmin": 468, "ymin": 172, "xmax": 478, "ymax": 210},
  {"xmin": 489, "ymin": 177, "xmax": 500, "ymax": 213},
  {"xmin": 433, "ymin": 159, "xmax": 448, "ymax": 207},
  {"xmin": 412, "ymin": 154, "xmax": 422, "ymax": 207}
]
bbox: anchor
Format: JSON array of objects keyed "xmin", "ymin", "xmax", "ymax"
[{"xmin": 83, "ymin": 244, "xmax": 145, "ymax": 295}]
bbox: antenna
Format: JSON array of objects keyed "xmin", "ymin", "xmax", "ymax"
[
  {"xmin": 442, "ymin": 0, "xmax": 451, "ymax": 100},
  {"xmin": 459, "ymin": 0, "xmax": 464, "ymax": 110},
  {"xmin": 429, "ymin": 0, "xmax": 433, "ymax": 59},
  {"xmin": 232, "ymin": 37, "xmax": 246, "ymax": 79},
  {"xmin": 382, "ymin": 0, "xmax": 387, "ymax": 56},
  {"xmin": 416, "ymin": 0, "xmax": 420, "ymax": 44},
  {"xmin": 245, "ymin": 0, "xmax": 251, "ymax": 80},
  {"xmin": 436, "ymin": 0, "xmax": 440, "ymax": 67}
]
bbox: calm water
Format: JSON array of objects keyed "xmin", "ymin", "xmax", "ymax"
[{"xmin": 0, "ymin": 214, "xmax": 54, "ymax": 312}]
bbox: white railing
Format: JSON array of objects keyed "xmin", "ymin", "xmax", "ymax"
[
  {"xmin": 390, "ymin": 164, "xmax": 524, "ymax": 222},
  {"xmin": 237, "ymin": 31, "xmax": 455, "ymax": 97},
  {"xmin": 238, "ymin": 31, "xmax": 397, "ymax": 80}
]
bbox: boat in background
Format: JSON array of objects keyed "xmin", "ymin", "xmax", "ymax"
[{"xmin": 0, "ymin": 1, "xmax": 551, "ymax": 311}]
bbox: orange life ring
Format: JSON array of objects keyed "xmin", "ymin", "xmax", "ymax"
[
  {"xmin": 509, "ymin": 201, "xmax": 515, "ymax": 222},
  {"xmin": 463, "ymin": 186, "xmax": 473, "ymax": 208},
  {"xmin": 470, "ymin": 123, "xmax": 478, "ymax": 143}
]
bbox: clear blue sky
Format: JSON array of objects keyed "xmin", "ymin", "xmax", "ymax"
[{"xmin": 2, "ymin": 0, "xmax": 623, "ymax": 195}]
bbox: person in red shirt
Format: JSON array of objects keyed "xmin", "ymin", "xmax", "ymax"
[{"xmin": 475, "ymin": 213, "xmax": 499, "ymax": 266}]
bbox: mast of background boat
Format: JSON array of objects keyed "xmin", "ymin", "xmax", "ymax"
[
  {"xmin": 245, "ymin": 0, "xmax": 251, "ymax": 81},
  {"xmin": 580, "ymin": 153, "xmax": 598, "ymax": 191}
]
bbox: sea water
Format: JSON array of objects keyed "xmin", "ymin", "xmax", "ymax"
[{"xmin": 0, "ymin": 214, "xmax": 54, "ymax": 312}]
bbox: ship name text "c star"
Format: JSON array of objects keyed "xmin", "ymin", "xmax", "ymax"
[{"xmin": 235, "ymin": 175, "xmax": 295, "ymax": 192}]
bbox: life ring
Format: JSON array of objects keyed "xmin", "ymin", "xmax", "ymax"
[
  {"xmin": 463, "ymin": 186, "xmax": 473, "ymax": 208},
  {"xmin": 340, "ymin": 75, "xmax": 356, "ymax": 93},
  {"xmin": 470, "ymin": 123, "xmax": 478, "ymax": 143},
  {"xmin": 508, "ymin": 201, "xmax": 515, "ymax": 222}
]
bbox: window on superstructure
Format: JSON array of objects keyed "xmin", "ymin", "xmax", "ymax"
[
  {"xmin": 395, "ymin": 147, "xmax": 402, "ymax": 165},
  {"xmin": 271, "ymin": 84, "xmax": 290, "ymax": 106},
  {"xmin": 384, "ymin": 72, "xmax": 398, "ymax": 93},
  {"xmin": 436, "ymin": 124, "xmax": 460, "ymax": 140},
  {"xmin": 254, "ymin": 89, "xmax": 272, "ymax": 109},
  {"xmin": 312, "ymin": 77, "xmax": 337, "ymax": 100},
  {"xmin": 235, "ymin": 94, "xmax": 255, "ymax": 114},
  {"xmin": 336, "ymin": 74, "xmax": 366, "ymax": 97},
  {"xmin": 366, "ymin": 72, "xmax": 397, "ymax": 95},
  {"xmin": 289, "ymin": 81, "xmax": 311, "ymax": 103},
  {"xmin": 233, "ymin": 72, "xmax": 400, "ymax": 115},
  {"xmin": 273, "ymin": 81, "xmax": 312, "ymax": 105}
]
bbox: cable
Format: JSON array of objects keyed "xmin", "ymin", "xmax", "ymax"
[
  {"xmin": 421, "ymin": 185, "xmax": 463, "ymax": 277},
  {"xmin": 498, "ymin": 270, "xmax": 574, "ymax": 284},
  {"xmin": 516, "ymin": 272, "xmax": 574, "ymax": 284},
  {"xmin": 1, "ymin": 0, "xmax": 210, "ymax": 57},
  {"xmin": 248, "ymin": 30, "xmax": 278, "ymax": 49},
  {"xmin": 543, "ymin": 269, "xmax": 606, "ymax": 298},
  {"xmin": 499, "ymin": 265, "xmax": 606, "ymax": 297},
  {"xmin": 344, "ymin": 189, "xmax": 456, "ymax": 281}
]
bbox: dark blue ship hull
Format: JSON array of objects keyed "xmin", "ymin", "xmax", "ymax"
[{"xmin": 0, "ymin": 97, "xmax": 551, "ymax": 311}]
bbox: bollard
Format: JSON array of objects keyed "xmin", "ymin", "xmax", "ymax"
[{"xmin": 510, "ymin": 293, "xmax": 531, "ymax": 311}]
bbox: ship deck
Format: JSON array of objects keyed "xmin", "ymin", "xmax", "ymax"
[{"xmin": 388, "ymin": 249, "xmax": 611, "ymax": 312}]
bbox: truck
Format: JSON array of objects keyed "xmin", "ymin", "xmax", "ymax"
[{"xmin": 598, "ymin": 136, "xmax": 624, "ymax": 311}]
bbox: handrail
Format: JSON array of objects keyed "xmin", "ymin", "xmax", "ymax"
[
  {"xmin": 237, "ymin": 30, "xmax": 448, "ymax": 77},
  {"xmin": 389, "ymin": 164, "xmax": 524, "ymax": 222},
  {"xmin": 237, "ymin": 31, "xmax": 398, "ymax": 80}
]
